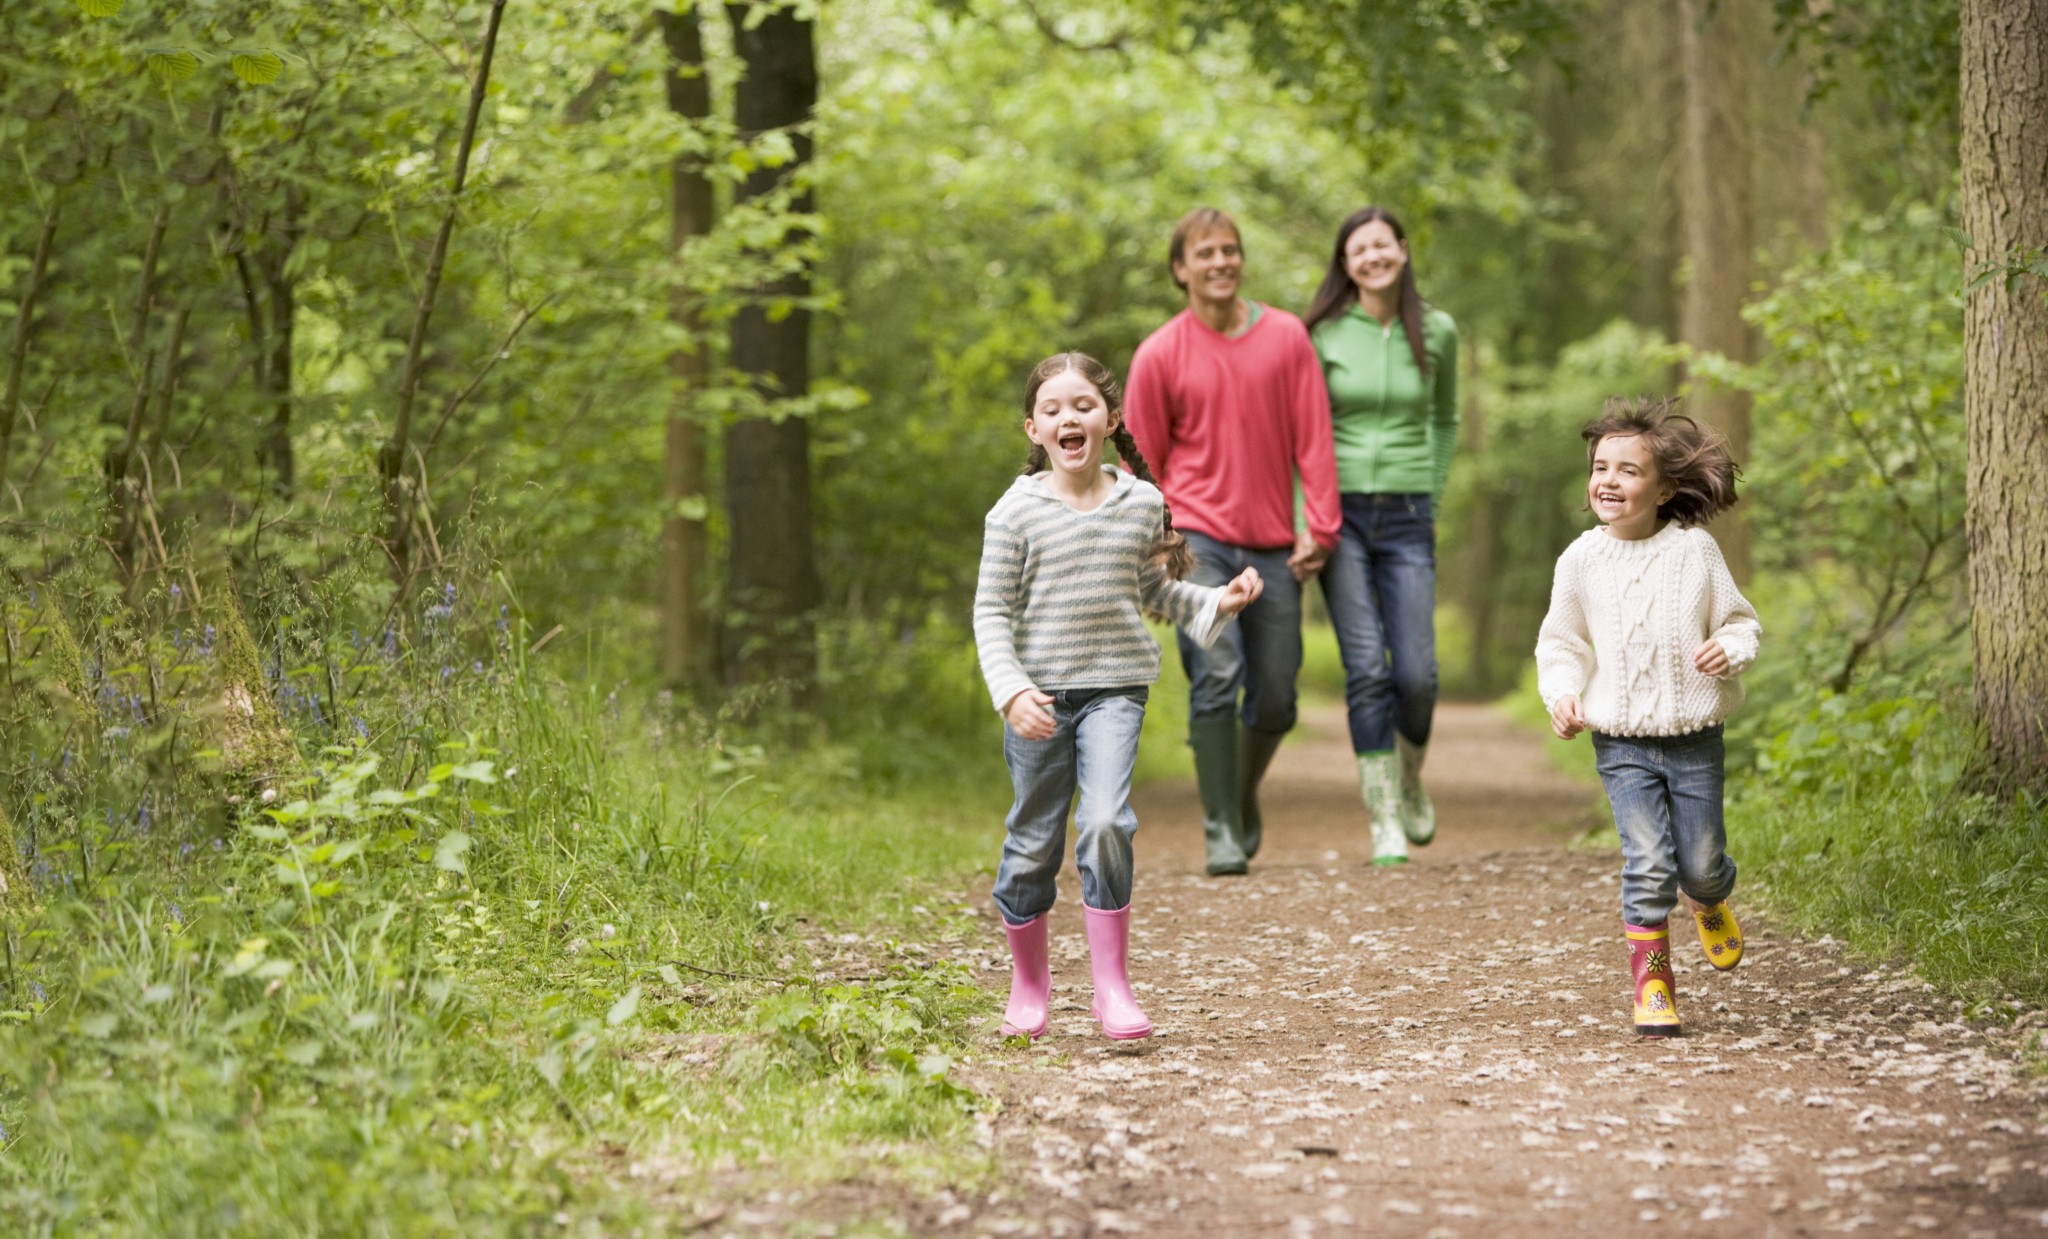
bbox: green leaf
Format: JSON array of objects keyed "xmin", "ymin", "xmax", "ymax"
[
  {"xmin": 146, "ymin": 49, "xmax": 200, "ymax": 82},
  {"xmin": 281, "ymin": 1039, "xmax": 324, "ymax": 1066},
  {"xmin": 433, "ymin": 830, "xmax": 472, "ymax": 873},
  {"xmin": 449, "ymin": 760, "xmax": 497, "ymax": 783},
  {"xmin": 77, "ymin": 0, "xmax": 124, "ymax": 15},
  {"xmin": 78, "ymin": 1013, "xmax": 118, "ymax": 1038},
  {"xmin": 606, "ymin": 984, "xmax": 642, "ymax": 1027},
  {"xmin": 230, "ymin": 50, "xmax": 284, "ymax": 85}
]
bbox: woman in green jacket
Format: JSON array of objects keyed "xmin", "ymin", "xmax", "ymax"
[{"xmin": 1300, "ymin": 206, "xmax": 1458, "ymax": 866}]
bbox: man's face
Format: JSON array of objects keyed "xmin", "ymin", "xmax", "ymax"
[{"xmin": 1172, "ymin": 226, "xmax": 1243, "ymax": 307}]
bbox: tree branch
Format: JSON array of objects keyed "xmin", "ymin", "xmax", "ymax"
[{"xmin": 380, "ymin": 0, "xmax": 511, "ymax": 572}]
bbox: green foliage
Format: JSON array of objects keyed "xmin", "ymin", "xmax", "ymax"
[
  {"xmin": 1727, "ymin": 685, "xmax": 2048, "ymax": 1013},
  {"xmin": 0, "ymin": 577, "xmax": 997, "ymax": 1233},
  {"xmin": 1688, "ymin": 202, "xmax": 1967, "ymax": 696},
  {"xmin": 1437, "ymin": 319, "xmax": 1668, "ymax": 693}
]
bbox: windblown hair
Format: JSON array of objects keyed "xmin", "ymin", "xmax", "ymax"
[
  {"xmin": 1580, "ymin": 397, "xmax": 1741, "ymax": 527},
  {"xmin": 1020, "ymin": 352, "xmax": 1195, "ymax": 580},
  {"xmin": 1303, "ymin": 206, "xmax": 1430, "ymax": 377},
  {"xmin": 1167, "ymin": 207, "xmax": 1242, "ymax": 293}
]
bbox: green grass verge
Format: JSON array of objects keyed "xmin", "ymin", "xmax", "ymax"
[{"xmin": 0, "ymin": 590, "xmax": 1011, "ymax": 1236}]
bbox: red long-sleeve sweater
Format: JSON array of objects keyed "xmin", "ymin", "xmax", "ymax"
[{"xmin": 1124, "ymin": 306, "xmax": 1341, "ymax": 552}]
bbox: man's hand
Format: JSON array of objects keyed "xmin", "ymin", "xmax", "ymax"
[
  {"xmin": 1692, "ymin": 638, "xmax": 1730, "ymax": 678},
  {"xmin": 1003, "ymin": 688, "xmax": 1056, "ymax": 741},
  {"xmin": 1287, "ymin": 530, "xmax": 1330, "ymax": 582},
  {"xmin": 1549, "ymin": 694, "xmax": 1586, "ymax": 741},
  {"xmin": 1217, "ymin": 566, "xmax": 1264, "ymax": 617}
]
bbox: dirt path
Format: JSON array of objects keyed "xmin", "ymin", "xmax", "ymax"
[
  {"xmin": 734, "ymin": 701, "xmax": 2048, "ymax": 1237},
  {"xmin": 906, "ymin": 701, "xmax": 2048, "ymax": 1239}
]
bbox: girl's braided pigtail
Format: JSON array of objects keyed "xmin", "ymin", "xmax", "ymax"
[
  {"xmin": 1112, "ymin": 424, "xmax": 1195, "ymax": 580},
  {"xmin": 1019, "ymin": 443, "xmax": 1050, "ymax": 476}
]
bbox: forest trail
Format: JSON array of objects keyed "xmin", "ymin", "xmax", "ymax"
[{"xmin": 763, "ymin": 703, "xmax": 2048, "ymax": 1237}]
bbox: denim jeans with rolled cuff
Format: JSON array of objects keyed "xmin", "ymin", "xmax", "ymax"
[
  {"xmin": 1591, "ymin": 725, "xmax": 1738, "ymax": 927},
  {"xmin": 1319, "ymin": 492, "xmax": 1438, "ymax": 754},
  {"xmin": 993, "ymin": 686, "xmax": 1149, "ymax": 926},
  {"xmin": 1175, "ymin": 531, "xmax": 1303, "ymax": 736}
]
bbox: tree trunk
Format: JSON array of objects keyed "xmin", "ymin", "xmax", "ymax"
[
  {"xmin": 723, "ymin": 0, "xmax": 819, "ymax": 691},
  {"xmin": 0, "ymin": 202, "xmax": 58, "ymax": 490},
  {"xmin": 1961, "ymin": 0, "xmax": 2048, "ymax": 795},
  {"xmin": 254, "ymin": 187, "xmax": 303, "ymax": 497},
  {"xmin": 1676, "ymin": 0, "xmax": 1755, "ymax": 583},
  {"xmin": 660, "ymin": 6, "xmax": 719, "ymax": 693},
  {"xmin": 1458, "ymin": 338, "xmax": 1503, "ymax": 693}
]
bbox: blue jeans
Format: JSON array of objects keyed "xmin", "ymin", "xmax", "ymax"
[
  {"xmin": 1319, "ymin": 493, "xmax": 1438, "ymax": 753},
  {"xmin": 993, "ymin": 686, "xmax": 1149, "ymax": 925},
  {"xmin": 1591, "ymin": 726, "xmax": 1738, "ymax": 927},
  {"xmin": 1176, "ymin": 531, "xmax": 1302, "ymax": 734}
]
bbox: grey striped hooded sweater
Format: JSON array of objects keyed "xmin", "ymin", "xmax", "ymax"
[{"xmin": 974, "ymin": 467, "xmax": 1227, "ymax": 713}]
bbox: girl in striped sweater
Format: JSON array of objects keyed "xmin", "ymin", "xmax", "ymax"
[{"xmin": 975, "ymin": 352, "xmax": 1263, "ymax": 1041}]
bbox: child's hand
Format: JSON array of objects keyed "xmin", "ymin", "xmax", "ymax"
[
  {"xmin": 1002, "ymin": 688, "xmax": 1056, "ymax": 741},
  {"xmin": 1692, "ymin": 638, "xmax": 1730, "ymax": 677},
  {"xmin": 1217, "ymin": 566, "xmax": 1265, "ymax": 617},
  {"xmin": 1549, "ymin": 694, "xmax": 1586, "ymax": 741}
]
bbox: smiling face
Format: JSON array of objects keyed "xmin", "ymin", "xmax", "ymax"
[
  {"xmin": 1588, "ymin": 433, "xmax": 1675, "ymax": 539},
  {"xmin": 1343, "ymin": 219, "xmax": 1407, "ymax": 299},
  {"xmin": 1025, "ymin": 368, "xmax": 1118, "ymax": 478},
  {"xmin": 1171, "ymin": 224, "xmax": 1243, "ymax": 310}
]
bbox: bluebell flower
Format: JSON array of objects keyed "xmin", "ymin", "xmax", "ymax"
[
  {"xmin": 29, "ymin": 982, "xmax": 45, "ymax": 1004},
  {"xmin": 169, "ymin": 583, "xmax": 181, "ymax": 601},
  {"xmin": 352, "ymin": 716, "xmax": 369, "ymax": 741},
  {"xmin": 168, "ymin": 903, "xmax": 183, "ymax": 925}
]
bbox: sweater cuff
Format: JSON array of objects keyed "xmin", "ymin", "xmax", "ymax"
[
  {"xmin": 986, "ymin": 673, "xmax": 1034, "ymax": 715},
  {"xmin": 1182, "ymin": 590, "xmax": 1229, "ymax": 650}
]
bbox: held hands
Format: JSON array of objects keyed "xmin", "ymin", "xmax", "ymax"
[
  {"xmin": 1217, "ymin": 566, "xmax": 1265, "ymax": 617},
  {"xmin": 1549, "ymin": 694, "xmax": 1586, "ymax": 741},
  {"xmin": 1692, "ymin": 638, "xmax": 1730, "ymax": 678},
  {"xmin": 1287, "ymin": 530, "xmax": 1330, "ymax": 582},
  {"xmin": 1002, "ymin": 687, "xmax": 1057, "ymax": 741}
]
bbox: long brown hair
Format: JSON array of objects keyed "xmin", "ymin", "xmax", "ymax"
[
  {"xmin": 1580, "ymin": 397, "xmax": 1741, "ymax": 526},
  {"xmin": 1303, "ymin": 206, "xmax": 1429, "ymax": 377},
  {"xmin": 1020, "ymin": 352, "xmax": 1194, "ymax": 580}
]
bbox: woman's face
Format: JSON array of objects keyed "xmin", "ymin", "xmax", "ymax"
[{"xmin": 1343, "ymin": 219, "xmax": 1408, "ymax": 298}]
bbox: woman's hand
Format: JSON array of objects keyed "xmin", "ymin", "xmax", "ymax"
[
  {"xmin": 1287, "ymin": 529, "xmax": 1329, "ymax": 582},
  {"xmin": 1692, "ymin": 639, "xmax": 1730, "ymax": 678},
  {"xmin": 1549, "ymin": 694, "xmax": 1586, "ymax": 741},
  {"xmin": 1217, "ymin": 566, "xmax": 1264, "ymax": 617},
  {"xmin": 1002, "ymin": 688, "xmax": 1056, "ymax": 741}
]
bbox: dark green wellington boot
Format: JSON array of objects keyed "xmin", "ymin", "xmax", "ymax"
[
  {"xmin": 1189, "ymin": 716, "xmax": 1248, "ymax": 875},
  {"xmin": 1237, "ymin": 725, "xmax": 1285, "ymax": 861}
]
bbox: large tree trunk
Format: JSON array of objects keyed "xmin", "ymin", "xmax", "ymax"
[
  {"xmin": 723, "ymin": 0, "xmax": 819, "ymax": 691},
  {"xmin": 1961, "ymin": 0, "xmax": 2048, "ymax": 795},
  {"xmin": 660, "ymin": 7, "xmax": 719, "ymax": 693},
  {"xmin": 1676, "ymin": 0, "xmax": 1755, "ymax": 583}
]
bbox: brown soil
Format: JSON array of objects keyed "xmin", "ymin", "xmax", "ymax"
[{"xmin": 759, "ymin": 702, "xmax": 2048, "ymax": 1237}]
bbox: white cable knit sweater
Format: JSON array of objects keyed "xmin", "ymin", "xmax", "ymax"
[{"xmin": 1535, "ymin": 523, "xmax": 1762, "ymax": 738}]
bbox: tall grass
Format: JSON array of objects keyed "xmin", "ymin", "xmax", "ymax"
[{"xmin": 0, "ymin": 569, "xmax": 1002, "ymax": 1235}]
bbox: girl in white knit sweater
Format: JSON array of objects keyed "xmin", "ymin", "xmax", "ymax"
[{"xmin": 1535, "ymin": 397, "xmax": 1760, "ymax": 1037}]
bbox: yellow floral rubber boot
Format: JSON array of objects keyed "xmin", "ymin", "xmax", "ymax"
[
  {"xmin": 1685, "ymin": 895, "xmax": 1744, "ymax": 970},
  {"xmin": 1625, "ymin": 922, "xmax": 1682, "ymax": 1037}
]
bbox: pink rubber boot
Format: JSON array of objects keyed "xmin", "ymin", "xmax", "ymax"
[
  {"xmin": 1082, "ymin": 904, "xmax": 1153, "ymax": 1040},
  {"xmin": 1000, "ymin": 914, "xmax": 1051, "ymax": 1039}
]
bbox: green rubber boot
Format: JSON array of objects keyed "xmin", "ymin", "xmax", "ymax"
[
  {"xmin": 1237, "ymin": 725, "xmax": 1285, "ymax": 862},
  {"xmin": 1356, "ymin": 750, "xmax": 1408, "ymax": 866},
  {"xmin": 1189, "ymin": 716, "xmax": 1249, "ymax": 876},
  {"xmin": 1395, "ymin": 733, "xmax": 1437, "ymax": 846}
]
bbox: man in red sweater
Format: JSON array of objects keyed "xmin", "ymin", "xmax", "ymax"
[{"xmin": 1125, "ymin": 207, "xmax": 1342, "ymax": 876}]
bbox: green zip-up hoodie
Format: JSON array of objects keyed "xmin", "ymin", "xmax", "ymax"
[{"xmin": 1311, "ymin": 304, "xmax": 1460, "ymax": 503}]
